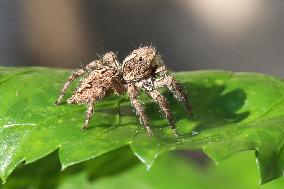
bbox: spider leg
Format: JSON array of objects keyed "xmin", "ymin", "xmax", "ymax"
[
  {"xmin": 82, "ymin": 99, "xmax": 95, "ymax": 130},
  {"xmin": 146, "ymin": 89, "xmax": 178, "ymax": 137},
  {"xmin": 155, "ymin": 75, "xmax": 193, "ymax": 116},
  {"xmin": 127, "ymin": 83, "xmax": 153, "ymax": 135},
  {"xmin": 55, "ymin": 69, "xmax": 85, "ymax": 105}
]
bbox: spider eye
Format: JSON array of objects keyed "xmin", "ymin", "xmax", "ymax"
[{"xmin": 139, "ymin": 57, "xmax": 143, "ymax": 61}]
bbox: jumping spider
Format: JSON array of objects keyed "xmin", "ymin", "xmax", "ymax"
[
  {"xmin": 55, "ymin": 52, "xmax": 125, "ymax": 129},
  {"xmin": 55, "ymin": 46, "xmax": 192, "ymax": 136}
]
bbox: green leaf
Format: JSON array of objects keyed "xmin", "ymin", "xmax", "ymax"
[
  {"xmin": 62, "ymin": 151, "xmax": 284, "ymax": 189},
  {"xmin": 3, "ymin": 149, "xmax": 284, "ymax": 189},
  {"xmin": 59, "ymin": 152, "xmax": 206, "ymax": 189},
  {"xmin": 1, "ymin": 146, "xmax": 139, "ymax": 189},
  {"xmin": 0, "ymin": 67, "xmax": 284, "ymax": 184}
]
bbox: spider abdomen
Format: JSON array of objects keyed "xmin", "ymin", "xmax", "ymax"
[{"xmin": 67, "ymin": 68, "xmax": 118, "ymax": 104}]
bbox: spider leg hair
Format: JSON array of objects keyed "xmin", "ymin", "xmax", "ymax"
[
  {"xmin": 146, "ymin": 89, "xmax": 178, "ymax": 137},
  {"xmin": 127, "ymin": 83, "xmax": 153, "ymax": 135},
  {"xmin": 154, "ymin": 67, "xmax": 193, "ymax": 116},
  {"xmin": 55, "ymin": 69, "xmax": 85, "ymax": 105},
  {"xmin": 82, "ymin": 99, "xmax": 95, "ymax": 130}
]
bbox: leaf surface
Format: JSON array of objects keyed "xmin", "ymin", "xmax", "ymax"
[{"xmin": 0, "ymin": 67, "xmax": 283, "ymax": 184}]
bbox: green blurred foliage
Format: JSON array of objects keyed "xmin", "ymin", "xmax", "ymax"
[
  {"xmin": 1, "ymin": 146, "xmax": 139, "ymax": 189},
  {"xmin": 1, "ymin": 145, "xmax": 284, "ymax": 189},
  {"xmin": 62, "ymin": 151, "xmax": 284, "ymax": 189}
]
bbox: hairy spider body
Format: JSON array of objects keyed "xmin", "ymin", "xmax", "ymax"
[
  {"xmin": 122, "ymin": 47, "xmax": 157, "ymax": 82},
  {"xmin": 56, "ymin": 46, "xmax": 192, "ymax": 136},
  {"xmin": 122, "ymin": 46, "xmax": 192, "ymax": 136},
  {"xmin": 67, "ymin": 68, "xmax": 121, "ymax": 104},
  {"xmin": 55, "ymin": 52, "xmax": 125, "ymax": 129}
]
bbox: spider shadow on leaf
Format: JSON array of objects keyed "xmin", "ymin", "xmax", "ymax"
[
  {"xmin": 177, "ymin": 82, "xmax": 249, "ymax": 133},
  {"xmin": 86, "ymin": 81, "xmax": 250, "ymax": 136},
  {"xmin": 130, "ymin": 81, "xmax": 250, "ymax": 135}
]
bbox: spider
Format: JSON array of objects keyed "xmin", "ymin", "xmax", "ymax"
[
  {"xmin": 122, "ymin": 46, "xmax": 192, "ymax": 136},
  {"xmin": 55, "ymin": 46, "xmax": 192, "ymax": 136},
  {"xmin": 55, "ymin": 52, "xmax": 126, "ymax": 129}
]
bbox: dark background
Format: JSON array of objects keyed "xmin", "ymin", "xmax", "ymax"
[{"xmin": 0, "ymin": 0, "xmax": 283, "ymax": 76}]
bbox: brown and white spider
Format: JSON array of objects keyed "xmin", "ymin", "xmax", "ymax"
[
  {"xmin": 55, "ymin": 52, "xmax": 126, "ymax": 129},
  {"xmin": 122, "ymin": 46, "xmax": 192, "ymax": 136},
  {"xmin": 55, "ymin": 46, "xmax": 192, "ymax": 136}
]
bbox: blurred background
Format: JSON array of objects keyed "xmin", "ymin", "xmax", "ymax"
[
  {"xmin": 0, "ymin": 0, "xmax": 284, "ymax": 76},
  {"xmin": 1, "ymin": 1, "xmax": 284, "ymax": 188}
]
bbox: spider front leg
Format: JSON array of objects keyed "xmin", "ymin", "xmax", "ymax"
[
  {"xmin": 147, "ymin": 89, "xmax": 178, "ymax": 137},
  {"xmin": 82, "ymin": 99, "xmax": 95, "ymax": 130},
  {"xmin": 55, "ymin": 69, "xmax": 85, "ymax": 105},
  {"xmin": 155, "ymin": 68, "xmax": 193, "ymax": 116},
  {"xmin": 127, "ymin": 83, "xmax": 153, "ymax": 135}
]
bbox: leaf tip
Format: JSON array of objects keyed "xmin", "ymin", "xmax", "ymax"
[
  {"xmin": 60, "ymin": 164, "xmax": 68, "ymax": 171},
  {"xmin": 0, "ymin": 173, "xmax": 7, "ymax": 184}
]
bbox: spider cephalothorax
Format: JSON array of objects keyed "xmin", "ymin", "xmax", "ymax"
[
  {"xmin": 122, "ymin": 46, "xmax": 158, "ymax": 82},
  {"xmin": 56, "ymin": 46, "xmax": 192, "ymax": 136},
  {"xmin": 122, "ymin": 46, "xmax": 192, "ymax": 136}
]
